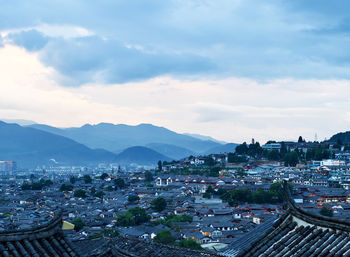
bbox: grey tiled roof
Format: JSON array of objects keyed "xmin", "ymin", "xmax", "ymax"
[
  {"xmin": 221, "ymin": 181, "xmax": 350, "ymax": 257},
  {"xmin": 73, "ymin": 235, "xmax": 223, "ymax": 257},
  {"xmin": 0, "ymin": 210, "xmax": 78, "ymax": 257}
]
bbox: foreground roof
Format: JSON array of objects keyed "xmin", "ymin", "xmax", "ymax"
[
  {"xmin": 72, "ymin": 236, "xmax": 222, "ymax": 257},
  {"xmin": 222, "ymin": 181, "xmax": 350, "ymax": 257},
  {"xmin": 0, "ymin": 210, "xmax": 78, "ymax": 257}
]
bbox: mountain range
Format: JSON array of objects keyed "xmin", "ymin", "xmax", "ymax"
[
  {"xmin": 0, "ymin": 120, "xmax": 237, "ymax": 168},
  {"xmin": 0, "ymin": 121, "xmax": 116, "ymax": 167},
  {"xmin": 28, "ymin": 123, "xmax": 234, "ymax": 158}
]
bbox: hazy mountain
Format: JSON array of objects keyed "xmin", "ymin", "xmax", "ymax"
[
  {"xmin": 183, "ymin": 133, "xmax": 227, "ymax": 144},
  {"xmin": 29, "ymin": 123, "xmax": 222, "ymax": 154},
  {"xmin": 146, "ymin": 143, "xmax": 194, "ymax": 160},
  {"xmin": 115, "ymin": 146, "xmax": 171, "ymax": 165},
  {"xmin": 2, "ymin": 119, "xmax": 36, "ymax": 126},
  {"xmin": 0, "ymin": 121, "xmax": 117, "ymax": 167},
  {"xmin": 204, "ymin": 143, "xmax": 238, "ymax": 155},
  {"xmin": 28, "ymin": 123, "xmax": 65, "ymax": 135},
  {"xmin": 328, "ymin": 131, "xmax": 350, "ymax": 144}
]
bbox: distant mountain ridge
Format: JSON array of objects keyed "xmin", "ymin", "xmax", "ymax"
[
  {"xmin": 28, "ymin": 123, "xmax": 224, "ymax": 156},
  {"xmin": 0, "ymin": 121, "xmax": 237, "ymax": 168},
  {"xmin": 146, "ymin": 143, "xmax": 195, "ymax": 160},
  {"xmin": 183, "ymin": 133, "xmax": 227, "ymax": 144},
  {"xmin": 0, "ymin": 121, "xmax": 118, "ymax": 167},
  {"xmin": 116, "ymin": 146, "xmax": 171, "ymax": 165},
  {"xmin": 203, "ymin": 143, "xmax": 238, "ymax": 155}
]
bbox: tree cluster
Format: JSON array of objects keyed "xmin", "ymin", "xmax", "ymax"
[
  {"xmin": 113, "ymin": 178, "xmax": 126, "ymax": 189},
  {"xmin": 127, "ymin": 195, "xmax": 140, "ymax": 203},
  {"xmin": 72, "ymin": 218, "xmax": 85, "ymax": 231},
  {"xmin": 153, "ymin": 230, "xmax": 201, "ymax": 250},
  {"xmin": 151, "ymin": 197, "xmax": 167, "ymax": 212},
  {"xmin": 60, "ymin": 184, "xmax": 74, "ymax": 192},
  {"xmin": 116, "ymin": 207, "xmax": 150, "ymax": 227},
  {"xmin": 100, "ymin": 173, "xmax": 109, "ymax": 180},
  {"xmin": 220, "ymin": 182, "xmax": 286, "ymax": 205},
  {"xmin": 306, "ymin": 148, "xmax": 331, "ymax": 161},
  {"xmin": 83, "ymin": 175, "xmax": 92, "ymax": 184},
  {"xmin": 320, "ymin": 207, "xmax": 333, "ymax": 217},
  {"xmin": 88, "ymin": 228, "xmax": 119, "ymax": 239},
  {"xmin": 235, "ymin": 142, "xmax": 263, "ymax": 157},
  {"xmin": 144, "ymin": 171, "xmax": 154, "ymax": 182},
  {"xmin": 152, "ymin": 214, "xmax": 193, "ymax": 228},
  {"xmin": 227, "ymin": 153, "xmax": 248, "ymax": 163},
  {"xmin": 21, "ymin": 179, "xmax": 53, "ymax": 190},
  {"xmin": 74, "ymin": 189, "xmax": 87, "ymax": 198}
]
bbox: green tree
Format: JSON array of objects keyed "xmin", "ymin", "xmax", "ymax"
[
  {"xmin": 162, "ymin": 214, "xmax": 193, "ymax": 227},
  {"xmin": 95, "ymin": 191, "xmax": 105, "ymax": 199},
  {"xmin": 203, "ymin": 192, "xmax": 211, "ymax": 199},
  {"xmin": 248, "ymin": 142, "xmax": 263, "ymax": 157},
  {"xmin": 101, "ymin": 228, "xmax": 119, "ymax": 238},
  {"xmin": 72, "ymin": 218, "xmax": 85, "ymax": 231},
  {"xmin": 158, "ymin": 160, "xmax": 163, "ymax": 171},
  {"xmin": 114, "ymin": 178, "xmax": 125, "ymax": 189},
  {"xmin": 74, "ymin": 189, "xmax": 87, "ymax": 198},
  {"xmin": 177, "ymin": 239, "xmax": 202, "ymax": 250},
  {"xmin": 228, "ymin": 153, "xmax": 247, "ymax": 163},
  {"xmin": 267, "ymin": 150, "xmax": 280, "ymax": 161},
  {"xmin": 60, "ymin": 184, "xmax": 73, "ymax": 192},
  {"xmin": 70, "ymin": 176, "xmax": 77, "ymax": 184},
  {"xmin": 106, "ymin": 185, "xmax": 113, "ymax": 191},
  {"xmin": 145, "ymin": 171, "xmax": 154, "ymax": 182},
  {"xmin": 116, "ymin": 212, "xmax": 135, "ymax": 227},
  {"xmin": 208, "ymin": 166, "xmax": 220, "ymax": 177},
  {"xmin": 320, "ymin": 207, "xmax": 333, "ymax": 217},
  {"xmin": 280, "ymin": 142, "xmax": 287, "ymax": 157},
  {"xmin": 40, "ymin": 179, "xmax": 53, "ymax": 187},
  {"xmin": 206, "ymin": 186, "xmax": 215, "ymax": 194},
  {"xmin": 21, "ymin": 179, "xmax": 53, "ymax": 190},
  {"xmin": 151, "ymin": 197, "xmax": 167, "ymax": 212},
  {"xmin": 90, "ymin": 186, "xmax": 96, "ymax": 196},
  {"xmin": 83, "ymin": 175, "xmax": 92, "ymax": 184},
  {"xmin": 153, "ymin": 230, "xmax": 175, "ymax": 244},
  {"xmin": 128, "ymin": 207, "xmax": 150, "ymax": 225},
  {"xmin": 116, "ymin": 208, "xmax": 150, "ymax": 226},
  {"xmin": 128, "ymin": 195, "xmax": 140, "ymax": 203},
  {"xmin": 100, "ymin": 173, "xmax": 109, "ymax": 180},
  {"xmin": 236, "ymin": 169, "xmax": 247, "ymax": 177},
  {"xmin": 204, "ymin": 157, "xmax": 215, "ymax": 167},
  {"xmin": 235, "ymin": 142, "xmax": 249, "ymax": 155},
  {"xmin": 284, "ymin": 151, "xmax": 299, "ymax": 167}
]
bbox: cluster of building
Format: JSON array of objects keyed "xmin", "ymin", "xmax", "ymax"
[{"xmin": 2, "ymin": 139, "xmax": 350, "ymax": 253}]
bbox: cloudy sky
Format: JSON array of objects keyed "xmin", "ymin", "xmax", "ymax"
[{"xmin": 1, "ymin": 0, "xmax": 350, "ymax": 143}]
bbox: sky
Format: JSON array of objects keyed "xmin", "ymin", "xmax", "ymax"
[{"xmin": 1, "ymin": 0, "xmax": 350, "ymax": 143}]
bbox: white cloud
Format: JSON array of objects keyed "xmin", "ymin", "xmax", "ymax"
[
  {"xmin": 1, "ymin": 44, "xmax": 350, "ymax": 144},
  {"xmin": 2, "ymin": 0, "xmax": 350, "ymax": 84}
]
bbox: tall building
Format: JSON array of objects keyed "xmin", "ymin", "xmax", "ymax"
[{"xmin": 0, "ymin": 161, "xmax": 16, "ymax": 175}]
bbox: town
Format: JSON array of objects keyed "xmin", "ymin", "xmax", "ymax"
[{"xmin": 2, "ymin": 136, "xmax": 350, "ymax": 255}]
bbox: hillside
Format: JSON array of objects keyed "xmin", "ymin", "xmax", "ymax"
[
  {"xmin": 115, "ymin": 146, "xmax": 171, "ymax": 165},
  {"xmin": 204, "ymin": 143, "xmax": 238, "ymax": 155},
  {"xmin": 0, "ymin": 121, "xmax": 117, "ymax": 167},
  {"xmin": 183, "ymin": 133, "xmax": 227, "ymax": 144},
  {"xmin": 328, "ymin": 131, "xmax": 350, "ymax": 144},
  {"xmin": 146, "ymin": 143, "xmax": 194, "ymax": 160},
  {"xmin": 29, "ymin": 123, "xmax": 222, "ymax": 154}
]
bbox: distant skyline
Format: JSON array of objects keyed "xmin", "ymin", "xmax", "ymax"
[{"xmin": 1, "ymin": 1, "xmax": 350, "ymax": 143}]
